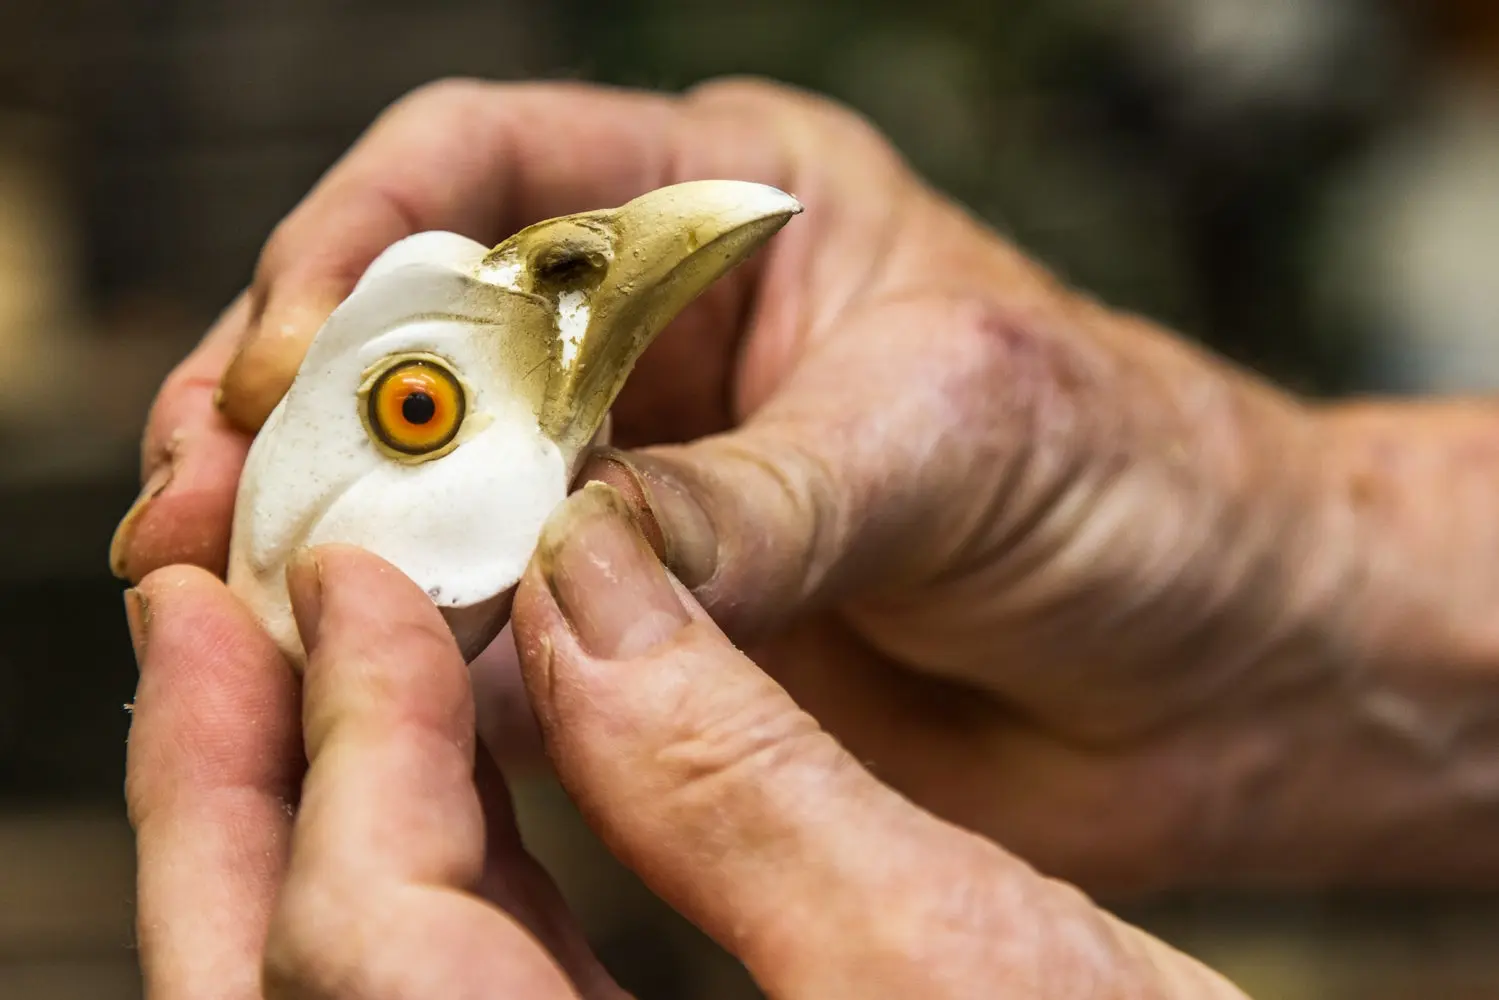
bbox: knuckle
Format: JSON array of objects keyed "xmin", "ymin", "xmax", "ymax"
[
  {"xmin": 687, "ymin": 74, "xmax": 842, "ymax": 122},
  {"xmin": 379, "ymin": 77, "xmax": 504, "ymax": 153},
  {"xmin": 763, "ymin": 441, "xmax": 844, "ymax": 601},
  {"xmin": 389, "ymin": 75, "xmax": 493, "ymax": 118},
  {"xmin": 956, "ymin": 295, "xmax": 1100, "ymax": 436},
  {"xmin": 686, "ymin": 74, "xmax": 803, "ymax": 107},
  {"xmin": 655, "ymin": 689, "xmax": 837, "ymax": 805},
  {"xmin": 900, "ymin": 295, "xmax": 1107, "ymax": 584},
  {"xmin": 683, "ymin": 435, "xmax": 844, "ymax": 639},
  {"xmin": 303, "ymin": 611, "xmax": 468, "ymax": 754}
]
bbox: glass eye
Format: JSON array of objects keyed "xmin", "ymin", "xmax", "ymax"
[{"xmin": 364, "ymin": 358, "xmax": 466, "ymax": 457}]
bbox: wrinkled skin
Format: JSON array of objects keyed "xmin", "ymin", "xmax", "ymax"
[{"xmin": 117, "ymin": 78, "xmax": 1499, "ymax": 998}]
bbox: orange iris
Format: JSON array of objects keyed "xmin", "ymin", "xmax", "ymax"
[{"xmin": 367, "ymin": 359, "xmax": 465, "ymax": 455}]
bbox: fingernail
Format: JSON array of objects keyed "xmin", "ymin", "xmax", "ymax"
[
  {"xmin": 580, "ymin": 448, "xmax": 718, "ymax": 590},
  {"xmin": 123, "ymin": 588, "xmax": 151, "ymax": 665},
  {"xmin": 109, "ymin": 456, "xmax": 176, "ymax": 580},
  {"xmin": 538, "ymin": 482, "xmax": 691, "ymax": 659},
  {"xmin": 285, "ymin": 548, "xmax": 324, "ymax": 651}
]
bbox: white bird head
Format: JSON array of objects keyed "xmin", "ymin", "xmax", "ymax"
[{"xmin": 226, "ymin": 180, "xmax": 802, "ymax": 668}]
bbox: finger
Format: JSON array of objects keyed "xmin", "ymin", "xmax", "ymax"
[
  {"xmin": 111, "ymin": 81, "xmax": 689, "ymax": 582},
  {"xmin": 113, "ymin": 82, "xmax": 686, "ymax": 580},
  {"xmin": 218, "ymin": 76, "xmax": 898, "ymax": 435},
  {"xmin": 513, "ymin": 485, "xmax": 1244, "ymax": 999},
  {"xmin": 263, "ymin": 544, "xmax": 619, "ymax": 999},
  {"xmin": 109, "ymin": 294, "xmax": 254, "ymax": 583},
  {"xmin": 125, "ymin": 564, "xmax": 303, "ymax": 1000},
  {"xmin": 575, "ymin": 288, "xmax": 1034, "ymax": 643},
  {"xmin": 115, "ymin": 78, "xmax": 900, "ymax": 588},
  {"xmin": 220, "ymin": 79, "xmax": 686, "ymax": 431},
  {"xmin": 581, "ymin": 257, "xmax": 1294, "ymax": 716}
]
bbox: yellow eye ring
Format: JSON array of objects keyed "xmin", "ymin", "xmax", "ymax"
[{"xmin": 359, "ymin": 354, "xmax": 467, "ymax": 460}]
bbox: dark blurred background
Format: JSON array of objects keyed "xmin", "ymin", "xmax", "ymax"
[{"xmin": 1, "ymin": 1, "xmax": 1498, "ymax": 997}]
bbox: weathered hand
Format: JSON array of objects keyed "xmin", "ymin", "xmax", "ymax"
[
  {"xmin": 125, "ymin": 551, "xmax": 619, "ymax": 999},
  {"xmin": 113, "ymin": 77, "xmax": 1322, "ymax": 887},
  {"xmin": 125, "ymin": 496, "xmax": 1247, "ymax": 999},
  {"xmin": 114, "ymin": 74, "xmax": 1499, "ymax": 919}
]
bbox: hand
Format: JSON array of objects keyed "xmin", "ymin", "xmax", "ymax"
[
  {"xmin": 125, "ymin": 491, "xmax": 1247, "ymax": 998},
  {"xmin": 113, "ymin": 74, "xmax": 1499, "ymax": 915}
]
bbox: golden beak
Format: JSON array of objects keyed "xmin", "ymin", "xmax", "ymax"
[{"xmin": 483, "ymin": 179, "xmax": 803, "ymax": 451}]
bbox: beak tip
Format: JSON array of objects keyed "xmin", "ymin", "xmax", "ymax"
[
  {"xmin": 761, "ymin": 184, "xmax": 803, "ymax": 217},
  {"xmin": 709, "ymin": 179, "xmax": 802, "ymax": 221}
]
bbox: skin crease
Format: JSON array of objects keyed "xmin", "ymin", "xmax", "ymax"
[{"xmin": 115, "ymin": 78, "xmax": 1499, "ymax": 997}]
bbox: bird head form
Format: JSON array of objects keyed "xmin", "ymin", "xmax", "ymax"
[{"xmin": 226, "ymin": 180, "xmax": 802, "ymax": 668}]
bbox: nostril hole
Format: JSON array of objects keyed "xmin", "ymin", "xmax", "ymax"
[{"xmin": 534, "ymin": 244, "xmax": 606, "ymax": 287}]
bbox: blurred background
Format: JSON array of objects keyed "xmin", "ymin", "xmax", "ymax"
[{"xmin": 1, "ymin": 0, "xmax": 1498, "ymax": 997}]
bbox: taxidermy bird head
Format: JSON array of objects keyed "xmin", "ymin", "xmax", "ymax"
[{"xmin": 226, "ymin": 180, "xmax": 802, "ymax": 668}]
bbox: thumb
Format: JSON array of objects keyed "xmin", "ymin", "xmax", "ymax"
[
  {"xmin": 578, "ymin": 295, "xmax": 1022, "ymax": 643},
  {"xmin": 511, "ymin": 484, "xmax": 1245, "ymax": 1000}
]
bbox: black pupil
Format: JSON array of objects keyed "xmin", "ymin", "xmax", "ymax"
[{"xmin": 402, "ymin": 391, "xmax": 436, "ymax": 425}]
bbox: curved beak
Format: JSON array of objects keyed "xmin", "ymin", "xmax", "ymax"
[{"xmin": 490, "ymin": 179, "xmax": 802, "ymax": 451}]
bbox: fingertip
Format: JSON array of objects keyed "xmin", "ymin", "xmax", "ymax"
[
  {"xmin": 113, "ymin": 421, "xmax": 251, "ymax": 583},
  {"xmin": 221, "ymin": 226, "xmax": 387, "ymax": 433},
  {"xmin": 576, "ymin": 447, "xmax": 719, "ymax": 592},
  {"xmin": 109, "ymin": 461, "xmax": 175, "ymax": 581},
  {"xmin": 132, "ymin": 563, "xmax": 290, "ymax": 692},
  {"xmin": 218, "ymin": 282, "xmax": 344, "ymax": 432},
  {"xmin": 301, "ymin": 542, "xmax": 419, "ymax": 614},
  {"xmin": 574, "ymin": 448, "xmax": 669, "ymax": 562},
  {"xmin": 216, "ymin": 335, "xmax": 302, "ymax": 433},
  {"xmin": 293, "ymin": 543, "xmax": 434, "ymax": 670},
  {"xmin": 134, "ymin": 561, "xmax": 237, "ymax": 609},
  {"xmin": 295, "ymin": 544, "xmax": 471, "ymax": 744},
  {"xmin": 117, "ymin": 489, "xmax": 236, "ymax": 583}
]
